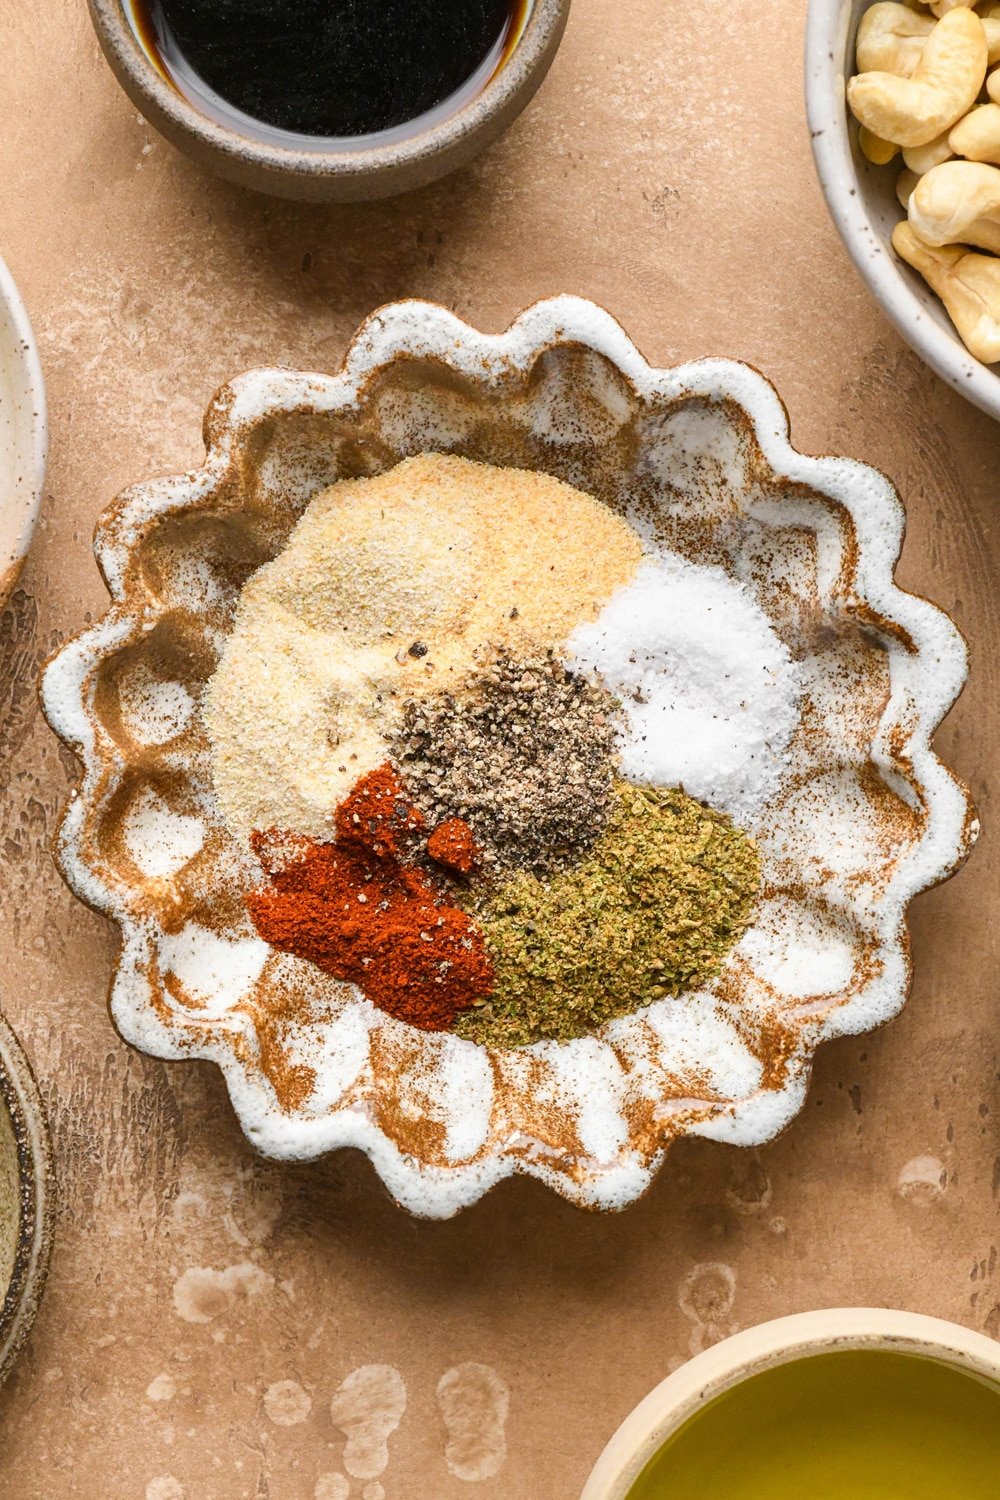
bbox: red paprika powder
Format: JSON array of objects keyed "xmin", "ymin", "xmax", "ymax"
[
  {"xmin": 247, "ymin": 765, "xmax": 492, "ymax": 1031},
  {"xmin": 426, "ymin": 816, "xmax": 479, "ymax": 877}
]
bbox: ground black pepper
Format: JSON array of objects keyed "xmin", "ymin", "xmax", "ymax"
[{"xmin": 393, "ymin": 654, "xmax": 620, "ymax": 876}]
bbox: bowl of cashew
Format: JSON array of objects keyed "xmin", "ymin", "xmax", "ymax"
[{"xmin": 807, "ymin": 0, "xmax": 1000, "ymax": 421}]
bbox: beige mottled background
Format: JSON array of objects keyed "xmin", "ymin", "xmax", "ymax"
[{"xmin": 0, "ymin": 1, "xmax": 998, "ymax": 1496}]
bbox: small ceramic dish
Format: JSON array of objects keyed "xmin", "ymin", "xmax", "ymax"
[
  {"xmin": 87, "ymin": 0, "xmax": 571, "ymax": 202},
  {"xmin": 0, "ymin": 1011, "xmax": 54, "ymax": 1389},
  {"xmin": 0, "ymin": 253, "xmax": 46, "ymax": 610},
  {"xmin": 41, "ymin": 296, "xmax": 975, "ymax": 1218},
  {"xmin": 580, "ymin": 1308, "xmax": 1000, "ymax": 1498},
  {"xmin": 805, "ymin": 0, "xmax": 1000, "ymax": 422}
]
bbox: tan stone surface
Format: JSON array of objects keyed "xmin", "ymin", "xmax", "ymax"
[{"xmin": 0, "ymin": 1, "xmax": 998, "ymax": 1496}]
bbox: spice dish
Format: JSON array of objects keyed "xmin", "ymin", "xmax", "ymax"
[{"xmin": 41, "ymin": 296, "xmax": 976, "ymax": 1216}]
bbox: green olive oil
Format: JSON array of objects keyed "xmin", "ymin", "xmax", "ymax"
[{"xmin": 625, "ymin": 1350, "xmax": 1000, "ymax": 1499}]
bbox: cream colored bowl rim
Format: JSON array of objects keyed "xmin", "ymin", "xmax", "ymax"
[
  {"xmin": 580, "ymin": 1307, "xmax": 1000, "ymax": 1499},
  {"xmin": 0, "ymin": 252, "xmax": 46, "ymax": 600}
]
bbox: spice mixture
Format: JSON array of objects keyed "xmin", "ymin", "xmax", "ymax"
[
  {"xmin": 208, "ymin": 455, "xmax": 774, "ymax": 1051},
  {"xmin": 392, "ymin": 653, "xmax": 618, "ymax": 875}
]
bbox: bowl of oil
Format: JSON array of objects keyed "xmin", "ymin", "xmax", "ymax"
[
  {"xmin": 581, "ymin": 1309, "xmax": 1000, "ymax": 1500},
  {"xmin": 0, "ymin": 1010, "xmax": 54, "ymax": 1388},
  {"xmin": 87, "ymin": 0, "xmax": 571, "ymax": 201}
]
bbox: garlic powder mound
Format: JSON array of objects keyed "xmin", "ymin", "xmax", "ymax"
[{"xmin": 204, "ymin": 453, "xmax": 642, "ymax": 843}]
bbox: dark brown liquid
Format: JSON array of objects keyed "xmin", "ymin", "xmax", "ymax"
[{"xmin": 130, "ymin": 0, "xmax": 529, "ymax": 145}]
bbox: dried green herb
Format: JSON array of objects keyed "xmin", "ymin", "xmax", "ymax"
[{"xmin": 455, "ymin": 781, "xmax": 761, "ymax": 1048}]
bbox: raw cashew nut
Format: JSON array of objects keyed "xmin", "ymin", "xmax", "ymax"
[
  {"xmin": 949, "ymin": 101, "xmax": 1000, "ymax": 159},
  {"xmin": 931, "ymin": 0, "xmax": 976, "ymax": 15},
  {"xmin": 896, "ymin": 166, "xmax": 922, "ymax": 206},
  {"xmin": 909, "ymin": 157, "xmax": 1000, "ymax": 251},
  {"xmin": 857, "ymin": 4, "xmax": 1000, "ymax": 75},
  {"xmin": 969, "ymin": 2, "xmax": 1000, "ymax": 61},
  {"xmin": 857, "ymin": 4, "xmax": 935, "ymax": 76},
  {"xmin": 978, "ymin": 15, "xmax": 1000, "ymax": 58},
  {"xmin": 903, "ymin": 130, "xmax": 955, "ymax": 170},
  {"xmin": 988, "ymin": 62, "xmax": 1000, "ymax": 98},
  {"xmin": 860, "ymin": 125, "xmax": 901, "ymax": 162},
  {"xmin": 847, "ymin": 8, "xmax": 987, "ymax": 146},
  {"xmin": 893, "ymin": 219, "xmax": 1000, "ymax": 359}
]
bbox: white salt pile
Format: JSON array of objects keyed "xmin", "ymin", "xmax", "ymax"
[{"xmin": 565, "ymin": 552, "xmax": 801, "ymax": 826}]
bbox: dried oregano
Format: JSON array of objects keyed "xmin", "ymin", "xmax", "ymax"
[{"xmin": 454, "ymin": 781, "xmax": 761, "ymax": 1048}]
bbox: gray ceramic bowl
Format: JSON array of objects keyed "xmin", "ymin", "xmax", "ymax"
[
  {"xmin": 87, "ymin": 0, "xmax": 571, "ymax": 202},
  {"xmin": 806, "ymin": 0, "xmax": 1000, "ymax": 422},
  {"xmin": 0, "ymin": 1012, "xmax": 54, "ymax": 1388}
]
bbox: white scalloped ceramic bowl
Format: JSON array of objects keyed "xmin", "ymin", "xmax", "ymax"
[
  {"xmin": 0, "ymin": 252, "xmax": 46, "ymax": 608},
  {"xmin": 41, "ymin": 296, "xmax": 976, "ymax": 1217},
  {"xmin": 806, "ymin": 0, "xmax": 1000, "ymax": 422},
  {"xmin": 580, "ymin": 1309, "xmax": 1000, "ymax": 1499}
]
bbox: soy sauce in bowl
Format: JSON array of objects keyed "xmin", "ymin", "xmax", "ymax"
[{"xmin": 130, "ymin": 0, "xmax": 531, "ymax": 148}]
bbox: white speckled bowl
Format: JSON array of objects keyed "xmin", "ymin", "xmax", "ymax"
[
  {"xmin": 0, "ymin": 253, "xmax": 46, "ymax": 608},
  {"xmin": 0, "ymin": 1011, "xmax": 54, "ymax": 1389},
  {"xmin": 40, "ymin": 296, "xmax": 976, "ymax": 1217},
  {"xmin": 805, "ymin": 0, "xmax": 1000, "ymax": 422},
  {"xmin": 580, "ymin": 1308, "xmax": 1000, "ymax": 1499}
]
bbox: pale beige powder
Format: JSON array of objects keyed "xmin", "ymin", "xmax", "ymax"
[{"xmin": 204, "ymin": 453, "xmax": 642, "ymax": 842}]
